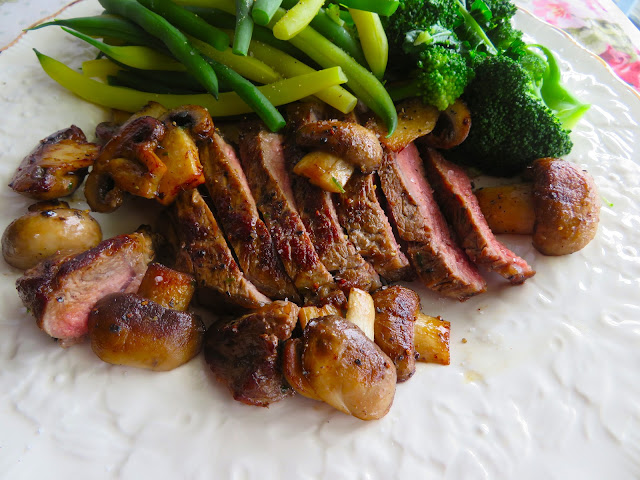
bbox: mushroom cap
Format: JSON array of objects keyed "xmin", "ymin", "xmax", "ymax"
[{"xmin": 532, "ymin": 158, "xmax": 600, "ymax": 256}]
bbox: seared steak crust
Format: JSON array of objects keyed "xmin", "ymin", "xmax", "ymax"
[
  {"xmin": 16, "ymin": 230, "xmax": 154, "ymax": 345},
  {"xmin": 201, "ymin": 133, "xmax": 299, "ymax": 301},
  {"xmin": 372, "ymin": 286, "xmax": 420, "ymax": 382},
  {"xmin": 167, "ymin": 189, "xmax": 270, "ymax": 310},
  {"xmin": 335, "ymin": 172, "xmax": 412, "ymax": 282},
  {"xmin": 239, "ymin": 126, "xmax": 344, "ymax": 305},
  {"xmin": 422, "ymin": 148, "xmax": 535, "ymax": 284},
  {"xmin": 204, "ymin": 300, "xmax": 299, "ymax": 407},
  {"xmin": 379, "ymin": 144, "xmax": 486, "ymax": 300}
]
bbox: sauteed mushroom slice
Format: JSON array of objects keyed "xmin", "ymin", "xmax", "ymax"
[
  {"xmin": 9, "ymin": 125, "xmax": 99, "ymax": 200},
  {"xmin": 295, "ymin": 120, "xmax": 383, "ymax": 173},
  {"xmin": 85, "ymin": 116, "xmax": 167, "ymax": 212},
  {"xmin": 531, "ymin": 158, "xmax": 600, "ymax": 255},
  {"xmin": 421, "ymin": 99, "xmax": 472, "ymax": 149},
  {"xmin": 155, "ymin": 105, "xmax": 212, "ymax": 205},
  {"xmin": 163, "ymin": 104, "xmax": 215, "ymax": 146},
  {"xmin": 365, "ymin": 98, "xmax": 439, "ymax": 152}
]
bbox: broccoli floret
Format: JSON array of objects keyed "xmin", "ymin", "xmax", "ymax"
[
  {"xmin": 451, "ymin": 55, "xmax": 573, "ymax": 175},
  {"xmin": 412, "ymin": 45, "xmax": 474, "ymax": 110},
  {"xmin": 384, "ymin": 0, "xmax": 460, "ymax": 53},
  {"xmin": 384, "ymin": 0, "xmax": 476, "ymax": 110}
]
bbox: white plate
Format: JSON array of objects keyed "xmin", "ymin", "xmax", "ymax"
[{"xmin": 1, "ymin": 3, "xmax": 639, "ymax": 479}]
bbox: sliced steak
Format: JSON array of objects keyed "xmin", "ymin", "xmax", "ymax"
[
  {"xmin": 204, "ymin": 300, "xmax": 299, "ymax": 407},
  {"xmin": 379, "ymin": 143, "xmax": 486, "ymax": 300},
  {"xmin": 239, "ymin": 126, "xmax": 344, "ymax": 306},
  {"xmin": 372, "ymin": 286, "xmax": 420, "ymax": 383},
  {"xmin": 16, "ymin": 230, "xmax": 154, "ymax": 346},
  {"xmin": 167, "ymin": 188, "xmax": 270, "ymax": 310},
  {"xmin": 335, "ymin": 172, "xmax": 412, "ymax": 282},
  {"xmin": 422, "ymin": 148, "xmax": 535, "ymax": 284},
  {"xmin": 285, "ymin": 103, "xmax": 381, "ymax": 293},
  {"xmin": 291, "ymin": 174, "xmax": 381, "ymax": 293},
  {"xmin": 200, "ymin": 133, "xmax": 299, "ymax": 301}
]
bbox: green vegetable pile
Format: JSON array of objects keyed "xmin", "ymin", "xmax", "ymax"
[
  {"xmin": 383, "ymin": 0, "xmax": 590, "ymax": 175},
  {"xmin": 32, "ymin": 0, "xmax": 588, "ymax": 175}
]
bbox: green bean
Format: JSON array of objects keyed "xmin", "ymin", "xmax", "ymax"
[
  {"xmin": 273, "ymin": 0, "xmax": 324, "ymax": 40},
  {"xmin": 62, "ymin": 27, "xmax": 185, "ymax": 70},
  {"xmin": 349, "ymin": 9, "xmax": 387, "ymax": 78},
  {"xmin": 108, "ymin": 71, "xmax": 200, "ymax": 94},
  {"xmin": 98, "ymin": 0, "xmax": 219, "ymax": 97},
  {"xmin": 82, "ymin": 58, "xmax": 123, "ymax": 78},
  {"xmin": 184, "ymin": 7, "xmax": 306, "ymax": 59},
  {"xmin": 233, "ymin": 0, "xmax": 254, "ymax": 56},
  {"xmin": 248, "ymin": 40, "xmax": 357, "ymax": 113},
  {"xmin": 205, "ymin": 57, "xmax": 285, "ymax": 131},
  {"xmin": 190, "ymin": 36, "xmax": 282, "ymax": 84},
  {"xmin": 136, "ymin": 0, "xmax": 229, "ymax": 51},
  {"xmin": 30, "ymin": 15, "xmax": 161, "ymax": 49},
  {"xmin": 326, "ymin": 0, "xmax": 400, "ymax": 16},
  {"xmin": 269, "ymin": 8, "xmax": 397, "ymax": 134},
  {"xmin": 36, "ymin": 49, "xmax": 348, "ymax": 122},
  {"xmin": 252, "ymin": 0, "xmax": 284, "ymax": 26},
  {"xmin": 280, "ymin": 0, "xmax": 366, "ymax": 65}
]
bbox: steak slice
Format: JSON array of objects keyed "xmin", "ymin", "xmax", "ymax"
[
  {"xmin": 167, "ymin": 188, "xmax": 270, "ymax": 310},
  {"xmin": 372, "ymin": 286, "xmax": 420, "ymax": 383},
  {"xmin": 335, "ymin": 172, "xmax": 412, "ymax": 282},
  {"xmin": 16, "ymin": 230, "xmax": 154, "ymax": 346},
  {"xmin": 239, "ymin": 126, "xmax": 344, "ymax": 306},
  {"xmin": 379, "ymin": 143, "xmax": 486, "ymax": 300},
  {"xmin": 204, "ymin": 300, "xmax": 299, "ymax": 407},
  {"xmin": 422, "ymin": 148, "xmax": 536, "ymax": 284},
  {"xmin": 200, "ymin": 133, "xmax": 299, "ymax": 301},
  {"xmin": 292, "ymin": 174, "xmax": 382, "ymax": 293}
]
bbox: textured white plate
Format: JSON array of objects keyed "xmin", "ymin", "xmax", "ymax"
[{"xmin": 1, "ymin": 2, "xmax": 639, "ymax": 479}]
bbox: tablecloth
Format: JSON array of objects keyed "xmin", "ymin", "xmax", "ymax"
[{"xmin": 1, "ymin": 0, "xmax": 640, "ymax": 91}]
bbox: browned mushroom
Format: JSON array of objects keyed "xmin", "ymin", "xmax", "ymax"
[
  {"xmin": 2, "ymin": 201, "xmax": 102, "ymax": 270},
  {"xmin": 283, "ymin": 315, "xmax": 397, "ymax": 421},
  {"xmin": 136, "ymin": 262, "xmax": 196, "ymax": 311},
  {"xmin": 154, "ymin": 105, "xmax": 213, "ymax": 205},
  {"xmin": 420, "ymin": 99, "xmax": 472, "ymax": 149},
  {"xmin": 476, "ymin": 158, "xmax": 600, "ymax": 255},
  {"xmin": 365, "ymin": 98, "xmax": 439, "ymax": 152},
  {"xmin": 85, "ymin": 116, "xmax": 167, "ymax": 212},
  {"xmin": 9, "ymin": 125, "xmax": 99, "ymax": 200},
  {"xmin": 295, "ymin": 120, "xmax": 383, "ymax": 173},
  {"xmin": 88, "ymin": 292, "xmax": 205, "ymax": 371}
]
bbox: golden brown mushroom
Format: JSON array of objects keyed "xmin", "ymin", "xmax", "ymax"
[
  {"xmin": 2, "ymin": 201, "xmax": 102, "ymax": 270},
  {"xmin": 283, "ymin": 315, "xmax": 397, "ymax": 421},
  {"xmin": 88, "ymin": 292, "xmax": 205, "ymax": 371},
  {"xmin": 476, "ymin": 158, "xmax": 600, "ymax": 256},
  {"xmin": 84, "ymin": 116, "xmax": 167, "ymax": 212},
  {"xmin": 9, "ymin": 125, "xmax": 99, "ymax": 200}
]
